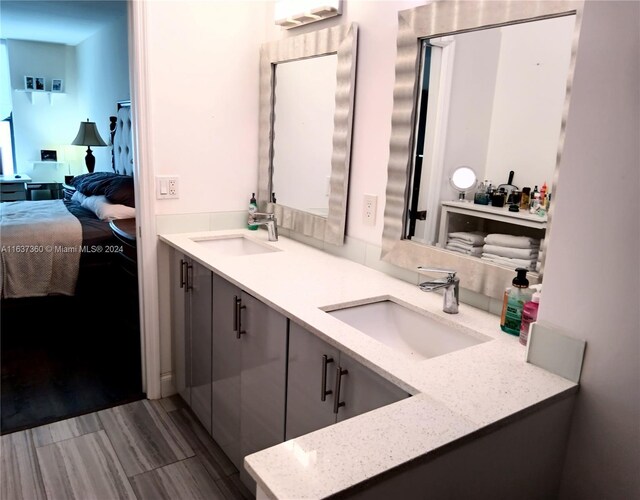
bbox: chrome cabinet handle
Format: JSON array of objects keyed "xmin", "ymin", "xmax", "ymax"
[
  {"xmin": 234, "ymin": 296, "xmax": 246, "ymax": 339},
  {"xmin": 333, "ymin": 366, "xmax": 348, "ymax": 414},
  {"xmin": 321, "ymin": 355, "xmax": 334, "ymax": 401}
]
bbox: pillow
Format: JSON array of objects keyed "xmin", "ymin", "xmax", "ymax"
[
  {"xmin": 103, "ymin": 175, "xmax": 135, "ymax": 207},
  {"xmin": 71, "ymin": 172, "xmax": 120, "ymax": 196},
  {"xmin": 70, "ymin": 190, "xmax": 87, "ymax": 205},
  {"xmin": 81, "ymin": 195, "xmax": 136, "ymax": 221}
]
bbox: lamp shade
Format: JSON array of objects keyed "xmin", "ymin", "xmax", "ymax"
[{"xmin": 71, "ymin": 119, "xmax": 107, "ymax": 147}]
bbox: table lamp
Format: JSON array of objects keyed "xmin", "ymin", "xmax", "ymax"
[{"xmin": 71, "ymin": 119, "xmax": 107, "ymax": 173}]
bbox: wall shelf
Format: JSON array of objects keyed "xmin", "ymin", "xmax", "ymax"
[{"xmin": 15, "ymin": 89, "xmax": 66, "ymax": 105}]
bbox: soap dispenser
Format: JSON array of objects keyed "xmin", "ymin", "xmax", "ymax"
[
  {"xmin": 248, "ymin": 193, "xmax": 258, "ymax": 230},
  {"xmin": 501, "ymin": 268, "xmax": 533, "ymax": 336}
]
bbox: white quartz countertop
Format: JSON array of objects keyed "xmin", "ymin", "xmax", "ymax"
[{"xmin": 159, "ymin": 229, "xmax": 577, "ymax": 499}]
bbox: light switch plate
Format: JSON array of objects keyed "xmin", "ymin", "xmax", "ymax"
[{"xmin": 156, "ymin": 176, "xmax": 179, "ymax": 199}]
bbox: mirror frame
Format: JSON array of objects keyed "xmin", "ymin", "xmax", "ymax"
[
  {"xmin": 381, "ymin": 0, "xmax": 583, "ymax": 298},
  {"xmin": 258, "ymin": 23, "xmax": 358, "ymax": 246}
]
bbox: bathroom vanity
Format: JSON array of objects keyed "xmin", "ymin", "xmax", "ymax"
[{"xmin": 160, "ymin": 229, "xmax": 577, "ymax": 499}]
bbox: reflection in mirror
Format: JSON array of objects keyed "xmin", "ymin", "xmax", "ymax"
[
  {"xmin": 272, "ymin": 55, "xmax": 338, "ymax": 217},
  {"xmin": 382, "ymin": 0, "xmax": 582, "ymax": 298},
  {"xmin": 408, "ymin": 16, "xmax": 575, "ymax": 251},
  {"xmin": 258, "ymin": 23, "xmax": 358, "ymax": 246}
]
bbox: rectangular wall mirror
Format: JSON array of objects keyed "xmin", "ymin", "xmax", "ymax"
[
  {"xmin": 258, "ymin": 23, "xmax": 358, "ymax": 246},
  {"xmin": 382, "ymin": 0, "xmax": 583, "ymax": 298}
]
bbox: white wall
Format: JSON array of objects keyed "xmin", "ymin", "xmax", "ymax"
[
  {"xmin": 76, "ymin": 13, "xmax": 130, "ymax": 173},
  {"xmin": 484, "ymin": 15, "xmax": 574, "ymax": 191},
  {"xmin": 145, "ymin": 0, "xmax": 268, "ymax": 216},
  {"xmin": 8, "ymin": 40, "xmax": 79, "ymax": 178},
  {"xmin": 538, "ymin": 1, "xmax": 640, "ymax": 498}
]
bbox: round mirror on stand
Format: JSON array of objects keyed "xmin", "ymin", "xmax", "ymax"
[{"xmin": 450, "ymin": 166, "xmax": 477, "ymax": 200}]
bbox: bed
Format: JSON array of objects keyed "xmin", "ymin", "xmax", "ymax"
[{"xmin": 0, "ymin": 102, "xmax": 135, "ymax": 299}]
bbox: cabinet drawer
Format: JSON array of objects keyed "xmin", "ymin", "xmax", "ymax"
[
  {"xmin": 0, "ymin": 191, "xmax": 27, "ymax": 201},
  {"xmin": 1, "ymin": 183, "xmax": 26, "ymax": 193}
]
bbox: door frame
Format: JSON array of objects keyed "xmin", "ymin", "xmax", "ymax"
[{"xmin": 128, "ymin": 0, "xmax": 162, "ymax": 399}]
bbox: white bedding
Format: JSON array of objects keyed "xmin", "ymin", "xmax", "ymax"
[{"xmin": 0, "ymin": 200, "xmax": 83, "ymax": 298}]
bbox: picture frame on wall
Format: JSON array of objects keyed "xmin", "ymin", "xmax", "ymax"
[
  {"xmin": 40, "ymin": 150, "xmax": 58, "ymax": 162},
  {"xmin": 51, "ymin": 79, "xmax": 63, "ymax": 92},
  {"xmin": 35, "ymin": 77, "xmax": 45, "ymax": 91},
  {"xmin": 24, "ymin": 76, "xmax": 35, "ymax": 90}
]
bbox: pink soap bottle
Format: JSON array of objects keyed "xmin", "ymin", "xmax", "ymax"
[{"xmin": 519, "ymin": 291, "xmax": 540, "ymax": 346}]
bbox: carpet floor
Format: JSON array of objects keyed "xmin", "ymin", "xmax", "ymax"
[{"xmin": 1, "ymin": 266, "xmax": 144, "ymax": 435}]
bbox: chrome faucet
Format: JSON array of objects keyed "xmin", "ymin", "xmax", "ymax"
[
  {"xmin": 417, "ymin": 267, "xmax": 459, "ymax": 314},
  {"xmin": 249, "ymin": 212, "xmax": 278, "ymax": 241}
]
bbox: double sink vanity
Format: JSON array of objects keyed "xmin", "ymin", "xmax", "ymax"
[{"xmin": 160, "ymin": 229, "xmax": 577, "ymax": 499}]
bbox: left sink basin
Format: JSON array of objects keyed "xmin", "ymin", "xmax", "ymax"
[{"xmin": 190, "ymin": 236, "xmax": 279, "ymax": 256}]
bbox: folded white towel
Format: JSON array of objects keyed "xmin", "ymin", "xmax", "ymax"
[
  {"xmin": 483, "ymin": 244, "xmax": 539, "ymax": 260},
  {"xmin": 481, "ymin": 253, "xmax": 537, "ymax": 270},
  {"xmin": 448, "ymin": 231, "xmax": 487, "ymax": 246},
  {"xmin": 484, "ymin": 234, "xmax": 540, "ymax": 249},
  {"xmin": 446, "ymin": 239, "xmax": 483, "ymax": 250},
  {"xmin": 446, "ymin": 244, "xmax": 483, "ymax": 257}
]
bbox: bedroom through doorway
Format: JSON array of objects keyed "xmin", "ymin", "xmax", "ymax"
[{"xmin": 0, "ymin": 0, "xmax": 144, "ymax": 435}]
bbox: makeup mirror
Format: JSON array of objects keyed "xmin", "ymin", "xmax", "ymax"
[
  {"xmin": 382, "ymin": 0, "xmax": 582, "ymax": 298},
  {"xmin": 450, "ymin": 166, "xmax": 477, "ymax": 200},
  {"xmin": 257, "ymin": 23, "xmax": 358, "ymax": 246}
]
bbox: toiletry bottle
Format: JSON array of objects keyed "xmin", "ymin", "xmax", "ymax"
[
  {"xmin": 248, "ymin": 193, "xmax": 258, "ymax": 230},
  {"xmin": 499, "ymin": 286, "xmax": 511, "ymax": 331},
  {"xmin": 520, "ymin": 187, "xmax": 531, "ymax": 210},
  {"xmin": 501, "ymin": 268, "xmax": 533, "ymax": 335},
  {"xmin": 530, "ymin": 185, "xmax": 539, "ymax": 211},
  {"xmin": 519, "ymin": 290, "xmax": 541, "ymax": 346}
]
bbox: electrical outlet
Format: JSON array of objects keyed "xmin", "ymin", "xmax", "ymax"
[
  {"xmin": 156, "ymin": 176, "xmax": 179, "ymax": 199},
  {"xmin": 363, "ymin": 194, "xmax": 377, "ymax": 226}
]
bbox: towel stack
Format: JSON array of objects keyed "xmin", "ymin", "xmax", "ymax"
[
  {"xmin": 445, "ymin": 231, "xmax": 486, "ymax": 257},
  {"xmin": 481, "ymin": 234, "xmax": 540, "ymax": 271}
]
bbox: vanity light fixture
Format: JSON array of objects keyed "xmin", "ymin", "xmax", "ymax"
[{"xmin": 274, "ymin": 0, "xmax": 341, "ymax": 29}]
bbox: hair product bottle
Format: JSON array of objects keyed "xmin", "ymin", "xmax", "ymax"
[{"xmin": 519, "ymin": 290, "xmax": 541, "ymax": 346}]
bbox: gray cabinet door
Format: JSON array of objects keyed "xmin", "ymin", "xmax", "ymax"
[
  {"xmin": 211, "ymin": 273, "xmax": 242, "ymax": 469},
  {"xmin": 335, "ymin": 353, "xmax": 408, "ymax": 423},
  {"xmin": 286, "ymin": 321, "xmax": 339, "ymax": 440},
  {"xmin": 239, "ymin": 291, "xmax": 287, "ymax": 491},
  {"xmin": 171, "ymin": 251, "xmax": 189, "ymax": 405},
  {"xmin": 189, "ymin": 260, "xmax": 213, "ymax": 434}
]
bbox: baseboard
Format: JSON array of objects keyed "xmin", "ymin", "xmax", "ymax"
[{"xmin": 160, "ymin": 372, "xmax": 176, "ymax": 398}]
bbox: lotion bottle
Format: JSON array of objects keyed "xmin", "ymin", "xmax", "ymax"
[
  {"xmin": 519, "ymin": 290, "xmax": 541, "ymax": 346},
  {"xmin": 501, "ymin": 268, "xmax": 533, "ymax": 335}
]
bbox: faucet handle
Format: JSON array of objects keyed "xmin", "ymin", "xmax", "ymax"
[{"xmin": 417, "ymin": 266, "xmax": 457, "ymax": 280}]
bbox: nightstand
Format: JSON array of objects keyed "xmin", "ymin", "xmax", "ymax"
[
  {"xmin": 109, "ymin": 218, "xmax": 137, "ymax": 278},
  {"xmin": 0, "ymin": 174, "xmax": 32, "ymax": 202},
  {"xmin": 62, "ymin": 183, "xmax": 76, "ymax": 201}
]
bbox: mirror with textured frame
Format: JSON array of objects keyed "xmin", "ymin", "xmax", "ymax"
[
  {"xmin": 257, "ymin": 23, "xmax": 358, "ymax": 246},
  {"xmin": 382, "ymin": 0, "xmax": 583, "ymax": 299}
]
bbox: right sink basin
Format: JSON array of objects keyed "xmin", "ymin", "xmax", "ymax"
[{"xmin": 325, "ymin": 299, "xmax": 491, "ymax": 361}]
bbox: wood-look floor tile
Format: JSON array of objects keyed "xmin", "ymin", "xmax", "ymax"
[
  {"xmin": 169, "ymin": 407, "xmax": 237, "ymax": 480},
  {"xmin": 31, "ymin": 413, "xmax": 102, "ymax": 447},
  {"xmin": 216, "ymin": 472, "xmax": 255, "ymax": 500},
  {"xmin": 129, "ymin": 456, "xmax": 226, "ymax": 500},
  {"xmin": 0, "ymin": 430, "xmax": 47, "ymax": 500},
  {"xmin": 36, "ymin": 430, "xmax": 136, "ymax": 500},
  {"xmin": 98, "ymin": 399, "xmax": 194, "ymax": 477},
  {"xmin": 159, "ymin": 394, "xmax": 187, "ymax": 413}
]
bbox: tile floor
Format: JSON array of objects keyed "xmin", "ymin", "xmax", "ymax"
[{"xmin": 0, "ymin": 396, "xmax": 254, "ymax": 500}]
